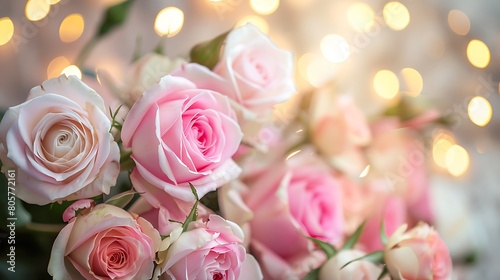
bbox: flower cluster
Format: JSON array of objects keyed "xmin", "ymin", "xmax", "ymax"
[{"xmin": 0, "ymin": 23, "xmax": 452, "ymax": 280}]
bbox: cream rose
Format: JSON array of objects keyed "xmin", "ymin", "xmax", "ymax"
[{"xmin": 0, "ymin": 75, "xmax": 120, "ymax": 205}]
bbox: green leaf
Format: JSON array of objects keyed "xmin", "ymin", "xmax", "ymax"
[
  {"xmin": 199, "ymin": 190, "xmax": 219, "ymax": 213},
  {"xmin": 377, "ymin": 265, "xmax": 389, "ymax": 280},
  {"xmin": 340, "ymin": 250, "xmax": 384, "ymax": 270},
  {"xmin": 307, "ymin": 237, "xmax": 337, "ymax": 259},
  {"xmin": 189, "ymin": 30, "xmax": 230, "ymax": 70},
  {"xmin": 182, "ymin": 183, "xmax": 199, "ymax": 232},
  {"xmin": 301, "ymin": 268, "xmax": 320, "ymax": 280},
  {"xmin": 104, "ymin": 190, "xmax": 138, "ymax": 208},
  {"xmin": 380, "ymin": 219, "xmax": 389, "ymax": 246},
  {"xmin": 341, "ymin": 221, "xmax": 366, "ymax": 250},
  {"xmin": 97, "ymin": 0, "xmax": 134, "ymax": 38}
]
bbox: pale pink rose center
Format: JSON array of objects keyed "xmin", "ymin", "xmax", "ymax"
[
  {"xmin": 39, "ymin": 118, "xmax": 92, "ymax": 173},
  {"xmin": 233, "ymin": 51, "xmax": 270, "ymax": 88}
]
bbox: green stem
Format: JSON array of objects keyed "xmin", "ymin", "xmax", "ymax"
[{"xmin": 120, "ymin": 150, "xmax": 135, "ymax": 171}]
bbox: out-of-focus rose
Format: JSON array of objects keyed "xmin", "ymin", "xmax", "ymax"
[
  {"xmin": 48, "ymin": 203, "xmax": 161, "ymax": 280},
  {"xmin": 309, "ymin": 88, "xmax": 371, "ymax": 177},
  {"xmin": 319, "ymin": 249, "xmax": 382, "ymax": 280},
  {"xmin": 214, "ymin": 23, "xmax": 295, "ymax": 116},
  {"xmin": 237, "ymin": 150, "xmax": 343, "ymax": 278},
  {"xmin": 124, "ymin": 53, "xmax": 185, "ymax": 106},
  {"xmin": 368, "ymin": 118, "xmax": 434, "ymax": 224},
  {"xmin": 121, "ymin": 75, "xmax": 243, "ymax": 205},
  {"xmin": 0, "ymin": 75, "xmax": 120, "ymax": 205},
  {"xmin": 155, "ymin": 214, "xmax": 262, "ymax": 280},
  {"xmin": 360, "ymin": 195, "xmax": 408, "ymax": 252},
  {"xmin": 384, "ymin": 223, "xmax": 452, "ymax": 280}
]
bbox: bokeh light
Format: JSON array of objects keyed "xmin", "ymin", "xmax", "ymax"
[
  {"xmin": 433, "ymin": 132, "xmax": 455, "ymax": 168},
  {"xmin": 250, "ymin": 0, "xmax": 280, "ymax": 15},
  {"xmin": 61, "ymin": 65, "xmax": 82, "ymax": 80},
  {"xmin": 445, "ymin": 144, "xmax": 469, "ymax": 177},
  {"xmin": 236, "ymin": 15, "xmax": 269, "ymax": 34},
  {"xmin": 306, "ymin": 54, "xmax": 337, "ymax": 87},
  {"xmin": 448, "ymin": 10, "xmax": 470, "ymax": 36},
  {"xmin": 468, "ymin": 96, "xmax": 492, "ymax": 127},
  {"xmin": 59, "ymin": 14, "xmax": 85, "ymax": 43},
  {"xmin": 347, "ymin": 2, "xmax": 375, "ymax": 32},
  {"xmin": 373, "ymin": 70, "xmax": 399, "ymax": 99},
  {"xmin": 47, "ymin": 56, "xmax": 70, "ymax": 79},
  {"xmin": 467, "ymin": 39, "xmax": 490, "ymax": 68},
  {"xmin": 25, "ymin": 0, "xmax": 51, "ymax": 22},
  {"xmin": 0, "ymin": 17, "xmax": 14, "ymax": 46},
  {"xmin": 154, "ymin": 7, "xmax": 184, "ymax": 37},
  {"xmin": 48, "ymin": 0, "xmax": 61, "ymax": 4},
  {"xmin": 320, "ymin": 34, "xmax": 350, "ymax": 63},
  {"xmin": 401, "ymin": 68, "xmax": 423, "ymax": 97},
  {"xmin": 383, "ymin": 2, "xmax": 410, "ymax": 31}
]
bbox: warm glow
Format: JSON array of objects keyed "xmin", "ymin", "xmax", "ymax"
[
  {"xmin": 433, "ymin": 133, "xmax": 455, "ymax": 168},
  {"xmin": 250, "ymin": 0, "xmax": 280, "ymax": 15},
  {"xmin": 445, "ymin": 144, "xmax": 469, "ymax": 177},
  {"xmin": 47, "ymin": 56, "xmax": 70, "ymax": 79},
  {"xmin": 373, "ymin": 70, "xmax": 399, "ymax": 99},
  {"xmin": 448, "ymin": 10, "xmax": 470, "ymax": 36},
  {"xmin": 359, "ymin": 165, "xmax": 370, "ymax": 178},
  {"xmin": 347, "ymin": 2, "xmax": 375, "ymax": 32},
  {"xmin": 320, "ymin": 34, "xmax": 350, "ymax": 63},
  {"xmin": 467, "ymin": 39, "xmax": 490, "ymax": 68},
  {"xmin": 59, "ymin": 14, "xmax": 85, "ymax": 43},
  {"xmin": 61, "ymin": 65, "xmax": 82, "ymax": 80},
  {"xmin": 383, "ymin": 2, "xmax": 410, "ymax": 31},
  {"xmin": 236, "ymin": 15, "xmax": 269, "ymax": 34},
  {"xmin": 26, "ymin": 0, "xmax": 51, "ymax": 22},
  {"xmin": 48, "ymin": 0, "xmax": 61, "ymax": 4},
  {"xmin": 306, "ymin": 55, "xmax": 336, "ymax": 88},
  {"xmin": 468, "ymin": 96, "xmax": 492, "ymax": 127},
  {"xmin": 401, "ymin": 68, "xmax": 423, "ymax": 97},
  {"xmin": 286, "ymin": 150, "xmax": 301, "ymax": 161},
  {"xmin": 154, "ymin": 7, "xmax": 184, "ymax": 37},
  {"xmin": 0, "ymin": 18, "xmax": 14, "ymax": 46},
  {"xmin": 298, "ymin": 53, "xmax": 315, "ymax": 80}
]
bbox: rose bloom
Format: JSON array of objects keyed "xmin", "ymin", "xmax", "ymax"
[
  {"xmin": 384, "ymin": 223, "xmax": 452, "ymax": 280},
  {"xmin": 319, "ymin": 249, "xmax": 383, "ymax": 280},
  {"xmin": 48, "ymin": 202, "xmax": 161, "ymax": 280},
  {"xmin": 233, "ymin": 150, "xmax": 343, "ymax": 279},
  {"xmin": 0, "ymin": 75, "xmax": 120, "ymax": 205},
  {"xmin": 121, "ymin": 75, "xmax": 243, "ymax": 205},
  {"xmin": 155, "ymin": 214, "xmax": 262, "ymax": 280},
  {"xmin": 214, "ymin": 23, "xmax": 295, "ymax": 115},
  {"xmin": 174, "ymin": 24, "xmax": 295, "ymax": 118}
]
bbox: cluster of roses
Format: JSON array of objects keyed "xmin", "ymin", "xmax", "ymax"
[{"xmin": 0, "ymin": 24, "xmax": 452, "ymax": 279}]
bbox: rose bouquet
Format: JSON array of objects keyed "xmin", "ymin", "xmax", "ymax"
[{"xmin": 0, "ymin": 2, "xmax": 453, "ymax": 279}]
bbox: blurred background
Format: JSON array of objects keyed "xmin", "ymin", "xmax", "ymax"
[{"xmin": 0, "ymin": 0, "xmax": 498, "ymax": 278}]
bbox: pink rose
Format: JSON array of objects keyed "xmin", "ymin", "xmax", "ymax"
[
  {"xmin": 319, "ymin": 249, "xmax": 383, "ymax": 280},
  {"xmin": 155, "ymin": 214, "xmax": 262, "ymax": 280},
  {"xmin": 240, "ymin": 151, "xmax": 343, "ymax": 277},
  {"xmin": 174, "ymin": 24, "xmax": 295, "ymax": 118},
  {"xmin": 384, "ymin": 223, "xmax": 452, "ymax": 280},
  {"xmin": 214, "ymin": 23, "xmax": 295, "ymax": 114},
  {"xmin": 121, "ymin": 75, "xmax": 243, "ymax": 204},
  {"xmin": 48, "ymin": 203, "xmax": 161, "ymax": 280},
  {"xmin": 0, "ymin": 75, "xmax": 120, "ymax": 205}
]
